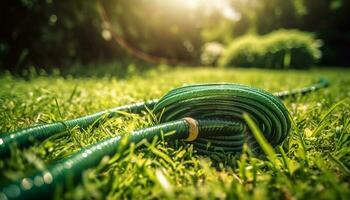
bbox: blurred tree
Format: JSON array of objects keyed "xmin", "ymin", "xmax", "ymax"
[
  {"xmin": 300, "ymin": 0, "xmax": 350, "ymax": 66},
  {"xmin": 0, "ymin": 0, "xmax": 124, "ymax": 72}
]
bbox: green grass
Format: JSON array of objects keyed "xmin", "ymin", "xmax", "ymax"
[{"xmin": 1, "ymin": 66, "xmax": 350, "ymax": 199}]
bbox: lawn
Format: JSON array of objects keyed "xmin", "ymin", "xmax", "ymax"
[{"xmin": 0, "ymin": 66, "xmax": 350, "ymax": 199}]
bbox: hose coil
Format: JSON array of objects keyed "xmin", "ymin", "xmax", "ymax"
[{"xmin": 154, "ymin": 83, "xmax": 291, "ymax": 153}]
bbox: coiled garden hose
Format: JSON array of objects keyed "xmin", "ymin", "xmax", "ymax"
[{"xmin": 0, "ymin": 79, "xmax": 329, "ymax": 200}]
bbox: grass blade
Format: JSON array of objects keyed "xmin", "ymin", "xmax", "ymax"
[{"xmin": 243, "ymin": 113, "xmax": 277, "ymax": 162}]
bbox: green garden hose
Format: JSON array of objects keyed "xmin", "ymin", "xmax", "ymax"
[{"xmin": 0, "ymin": 79, "xmax": 329, "ymax": 200}]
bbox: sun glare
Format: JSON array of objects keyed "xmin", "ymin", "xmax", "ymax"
[
  {"xmin": 185, "ymin": 0, "xmax": 201, "ymax": 9},
  {"xmin": 183, "ymin": 0, "xmax": 240, "ymax": 21}
]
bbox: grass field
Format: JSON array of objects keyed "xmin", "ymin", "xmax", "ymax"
[{"xmin": 0, "ymin": 66, "xmax": 350, "ymax": 199}]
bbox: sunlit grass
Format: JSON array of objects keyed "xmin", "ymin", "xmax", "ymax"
[{"xmin": 0, "ymin": 66, "xmax": 350, "ymax": 199}]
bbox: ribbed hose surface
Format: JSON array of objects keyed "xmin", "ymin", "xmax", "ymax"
[{"xmin": 0, "ymin": 79, "xmax": 329, "ymax": 200}]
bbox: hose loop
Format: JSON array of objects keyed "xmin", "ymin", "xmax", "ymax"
[{"xmin": 153, "ymin": 83, "xmax": 291, "ymax": 152}]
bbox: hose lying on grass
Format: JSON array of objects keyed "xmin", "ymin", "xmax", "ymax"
[{"xmin": 0, "ymin": 79, "xmax": 329, "ymax": 200}]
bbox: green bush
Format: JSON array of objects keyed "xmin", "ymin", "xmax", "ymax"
[{"xmin": 219, "ymin": 30, "xmax": 322, "ymax": 69}]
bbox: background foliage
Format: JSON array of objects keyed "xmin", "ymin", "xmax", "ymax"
[
  {"xmin": 219, "ymin": 30, "xmax": 322, "ymax": 69},
  {"xmin": 0, "ymin": 0, "xmax": 349, "ymax": 72}
]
